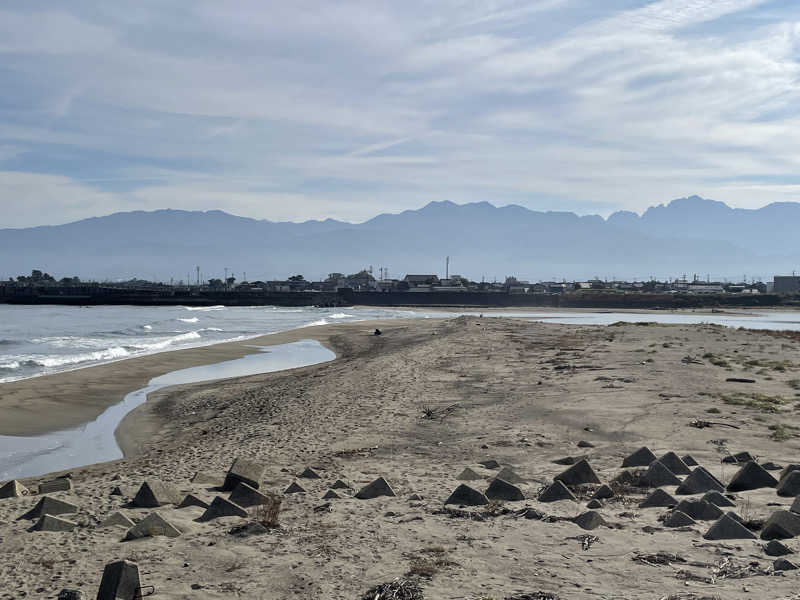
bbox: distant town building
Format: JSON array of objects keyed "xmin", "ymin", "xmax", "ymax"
[
  {"xmin": 774, "ymin": 276, "xmax": 800, "ymax": 294},
  {"xmin": 686, "ymin": 283, "xmax": 724, "ymax": 294},
  {"xmin": 403, "ymin": 274, "xmax": 440, "ymax": 287}
]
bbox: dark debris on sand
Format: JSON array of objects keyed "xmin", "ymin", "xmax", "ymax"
[{"xmin": 360, "ymin": 577, "xmax": 424, "ymax": 600}]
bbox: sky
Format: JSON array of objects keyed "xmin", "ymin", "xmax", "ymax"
[{"xmin": 2, "ymin": 0, "xmax": 800, "ymax": 228}]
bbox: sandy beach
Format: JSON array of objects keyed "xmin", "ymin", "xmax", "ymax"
[
  {"xmin": 2, "ymin": 316, "xmax": 800, "ymax": 598},
  {"xmin": 0, "ymin": 318, "xmax": 406, "ymax": 437}
]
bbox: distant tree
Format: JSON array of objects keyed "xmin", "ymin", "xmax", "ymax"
[
  {"xmin": 347, "ymin": 269, "xmax": 375, "ymax": 281},
  {"xmin": 326, "ymin": 273, "xmax": 344, "ymax": 282},
  {"xmin": 226, "ymin": 276, "xmax": 236, "ymax": 287},
  {"xmin": 208, "ymin": 278, "xmax": 224, "ymax": 289},
  {"xmin": 288, "ymin": 274, "xmax": 305, "ymax": 282}
]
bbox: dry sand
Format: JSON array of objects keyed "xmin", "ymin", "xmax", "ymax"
[{"xmin": 2, "ymin": 316, "xmax": 800, "ymax": 599}]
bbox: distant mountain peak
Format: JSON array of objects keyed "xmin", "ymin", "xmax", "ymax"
[
  {"xmin": 2, "ymin": 196, "xmax": 799, "ymax": 281},
  {"xmin": 664, "ymin": 195, "xmax": 730, "ymax": 211}
]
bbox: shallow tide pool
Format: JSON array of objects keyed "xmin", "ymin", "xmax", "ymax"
[{"xmin": 0, "ymin": 339, "xmax": 334, "ymax": 480}]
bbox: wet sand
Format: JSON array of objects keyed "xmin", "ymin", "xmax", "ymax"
[{"xmin": 0, "ymin": 318, "xmax": 405, "ymax": 437}]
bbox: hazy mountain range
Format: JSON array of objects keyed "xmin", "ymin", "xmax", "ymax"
[{"xmin": 1, "ymin": 196, "xmax": 797, "ymax": 282}]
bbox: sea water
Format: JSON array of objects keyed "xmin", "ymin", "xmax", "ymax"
[
  {"xmin": 2, "ymin": 305, "xmax": 799, "ymax": 384},
  {"xmin": 0, "ymin": 305, "xmax": 427, "ymax": 383},
  {"xmin": 0, "ymin": 339, "xmax": 334, "ymax": 480}
]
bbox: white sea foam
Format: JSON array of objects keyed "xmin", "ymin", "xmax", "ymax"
[
  {"xmin": 329, "ymin": 313, "xmax": 353, "ymax": 319},
  {"xmin": 178, "ymin": 317, "xmax": 200, "ymax": 323},
  {"xmin": 184, "ymin": 305, "xmax": 226, "ymax": 311},
  {"xmin": 0, "ymin": 360, "xmax": 21, "ymax": 371},
  {"xmin": 31, "ymin": 336, "xmax": 120, "ymax": 350},
  {"xmin": 18, "ymin": 346, "xmax": 132, "ymax": 369},
  {"xmin": 129, "ymin": 331, "xmax": 202, "ymax": 351},
  {"xmin": 143, "ymin": 325, "xmax": 153, "ymax": 330},
  {"xmin": 304, "ymin": 319, "xmax": 329, "ymax": 327}
]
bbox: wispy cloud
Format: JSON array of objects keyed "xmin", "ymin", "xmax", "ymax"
[{"xmin": 1, "ymin": 1, "xmax": 800, "ymax": 227}]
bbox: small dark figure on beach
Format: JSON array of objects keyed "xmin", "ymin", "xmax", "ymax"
[{"xmin": 374, "ymin": 328, "xmax": 382, "ymax": 336}]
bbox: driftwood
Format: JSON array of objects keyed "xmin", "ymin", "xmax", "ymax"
[
  {"xmin": 659, "ymin": 595, "xmax": 722, "ymax": 600},
  {"xmin": 633, "ymin": 552, "xmax": 687, "ymax": 567},
  {"xmin": 726, "ymin": 377, "xmax": 756, "ymax": 384},
  {"xmin": 690, "ymin": 419, "xmax": 741, "ymax": 430},
  {"xmin": 361, "ymin": 578, "xmax": 423, "ymax": 600},
  {"xmin": 421, "ymin": 403, "xmax": 459, "ymax": 420},
  {"xmin": 333, "ymin": 446, "xmax": 378, "ymax": 458},
  {"xmin": 566, "ymin": 534, "xmax": 600, "ymax": 550},
  {"xmin": 674, "ymin": 557, "xmax": 772, "ymax": 583}
]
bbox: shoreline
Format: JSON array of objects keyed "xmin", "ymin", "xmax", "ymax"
[
  {"xmin": 368, "ymin": 304, "xmax": 775, "ymax": 316},
  {"xmin": 113, "ymin": 339, "xmax": 335, "ymax": 458},
  {"xmin": 2, "ymin": 305, "xmax": 796, "ymax": 439},
  {"xmin": 0, "ymin": 317, "xmax": 412, "ymax": 439}
]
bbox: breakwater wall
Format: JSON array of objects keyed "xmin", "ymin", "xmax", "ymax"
[
  {"xmin": 0, "ymin": 285, "xmax": 789, "ymax": 309},
  {"xmin": 0, "ymin": 286, "xmax": 345, "ymax": 307},
  {"xmin": 343, "ymin": 290, "xmax": 785, "ymax": 309}
]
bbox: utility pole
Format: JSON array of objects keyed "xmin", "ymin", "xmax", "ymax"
[
  {"xmin": 446, "ymin": 256, "xmax": 449, "ymax": 280},
  {"xmin": 196, "ymin": 266, "xmax": 200, "ymax": 286}
]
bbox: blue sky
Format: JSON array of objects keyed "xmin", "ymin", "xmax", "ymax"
[{"xmin": 2, "ymin": 0, "xmax": 800, "ymax": 227}]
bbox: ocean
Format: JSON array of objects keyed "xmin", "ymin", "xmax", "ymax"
[
  {"xmin": 0, "ymin": 304, "xmax": 800, "ymax": 383},
  {"xmin": 0, "ymin": 304, "xmax": 428, "ymax": 384},
  {"xmin": 2, "ymin": 305, "xmax": 800, "ymax": 384}
]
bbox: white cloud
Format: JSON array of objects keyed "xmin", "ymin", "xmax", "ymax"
[
  {"xmin": 0, "ymin": 171, "xmax": 119, "ymax": 228},
  {"xmin": 2, "ymin": 1, "xmax": 800, "ymax": 226}
]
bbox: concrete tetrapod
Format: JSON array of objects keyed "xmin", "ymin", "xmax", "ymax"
[
  {"xmin": 726, "ymin": 461, "xmax": 778, "ymax": 492},
  {"xmin": 621, "ymin": 446, "xmax": 657, "ymax": 468},
  {"xmin": 355, "ymin": 477, "xmax": 395, "ymax": 500},
  {"xmin": 445, "ymin": 484, "xmax": 489, "ymax": 506},
  {"xmin": 132, "ymin": 481, "xmax": 182, "ymax": 508},
  {"xmin": 223, "ymin": 458, "xmax": 265, "ymax": 491},
  {"xmin": 96, "ymin": 560, "xmax": 141, "ymax": 600},
  {"xmin": 484, "ymin": 478, "xmax": 524, "ymax": 501},
  {"xmin": 704, "ymin": 513, "xmax": 757, "ymax": 540},
  {"xmin": 124, "ymin": 512, "xmax": 181, "ymax": 540},
  {"xmin": 554, "ymin": 459, "xmax": 601, "ymax": 486}
]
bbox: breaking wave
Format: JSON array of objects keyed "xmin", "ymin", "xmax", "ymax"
[
  {"xmin": 184, "ymin": 305, "xmax": 226, "ymax": 312},
  {"xmin": 178, "ymin": 317, "xmax": 200, "ymax": 323},
  {"xmin": 128, "ymin": 331, "xmax": 202, "ymax": 351},
  {"xmin": 13, "ymin": 346, "xmax": 132, "ymax": 369},
  {"xmin": 328, "ymin": 313, "xmax": 353, "ymax": 319},
  {"xmin": 0, "ymin": 331, "xmax": 206, "ymax": 376},
  {"xmin": 303, "ymin": 319, "xmax": 329, "ymax": 327}
]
